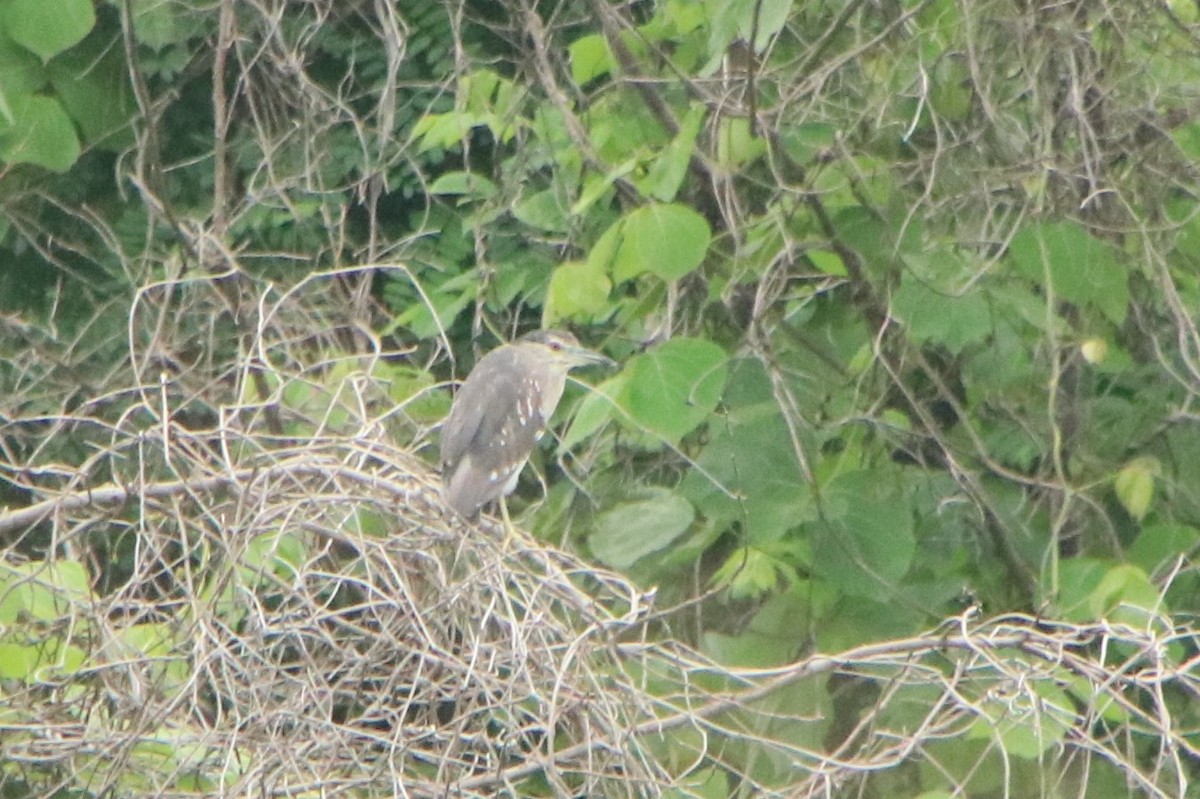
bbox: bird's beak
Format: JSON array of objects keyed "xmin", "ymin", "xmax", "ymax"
[{"xmin": 566, "ymin": 344, "xmax": 616, "ymax": 369}]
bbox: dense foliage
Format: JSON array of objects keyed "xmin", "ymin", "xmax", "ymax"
[{"xmin": 2, "ymin": 0, "xmax": 1200, "ymax": 796}]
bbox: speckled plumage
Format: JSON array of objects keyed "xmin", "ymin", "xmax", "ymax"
[{"xmin": 440, "ymin": 330, "xmax": 612, "ymax": 519}]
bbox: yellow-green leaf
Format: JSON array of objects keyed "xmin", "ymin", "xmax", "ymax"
[
  {"xmin": 1114, "ymin": 456, "xmax": 1160, "ymax": 520},
  {"xmin": 544, "ymin": 260, "xmax": 612, "ymax": 325},
  {"xmin": 612, "ymin": 203, "xmax": 711, "ymax": 283}
]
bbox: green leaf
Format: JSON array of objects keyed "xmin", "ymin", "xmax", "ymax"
[
  {"xmin": 612, "ymin": 203, "xmax": 711, "ymax": 282},
  {"xmin": 703, "ymin": 0, "xmax": 752, "ymax": 71},
  {"xmin": 1, "ymin": 0, "xmax": 95, "ymax": 62},
  {"xmin": 891, "ymin": 276, "xmax": 991, "ymax": 353},
  {"xmin": 1172, "ymin": 120, "xmax": 1200, "ymax": 161},
  {"xmin": 387, "ymin": 272, "xmax": 475, "ymax": 340},
  {"xmin": 703, "ymin": 0, "xmax": 790, "ymax": 62},
  {"xmin": 1127, "ymin": 523, "xmax": 1200, "ymax": 575},
  {"xmin": 984, "ymin": 280, "xmax": 1069, "ymax": 336},
  {"xmin": 816, "ymin": 595, "xmax": 924, "ymax": 652},
  {"xmin": 1054, "ymin": 558, "xmax": 1111, "ymax": 622},
  {"xmin": 118, "ymin": 622, "xmax": 176, "ymax": 658},
  {"xmin": 46, "ymin": 31, "xmax": 135, "ymax": 150},
  {"xmin": 1008, "ymin": 221, "xmax": 1128, "ymax": 323},
  {"xmin": 832, "ymin": 205, "xmax": 896, "ymax": 272},
  {"xmin": 0, "ymin": 30, "xmax": 45, "ymax": 97},
  {"xmin": 618, "ymin": 337, "xmax": 728, "ymax": 443},
  {"xmin": 560, "ymin": 372, "xmax": 626, "ymax": 451},
  {"xmin": 513, "ymin": 188, "xmax": 568, "ymax": 232},
  {"xmin": 679, "ymin": 359, "xmax": 815, "ymax": 543},
  {"xmin": 967, "ymin": 680, "xmax": 1072, "ymax": 759},
  {"xmin": 428, "ymin": 170, "xmax": 498, "ymax": 198},
  {"xmin": 544, "ymin": 259, "xmax": 612, "ymax": 325},
  {"xmin": 1087, "ymin": 563, "xmax": 1162, "ymax": 627},
  {"xmin": 588, "ymin": 488, "xmax": 695, "ymax": 569},
  {"xmin": 461, "ymin": 68, "xmax": 499, "ymax": 113},
  {"xmin": 748, "ymin": 0, "xmax": 793, "ymax": 51},
  {"xmin": 412, "ymin": 110, "xmax": 478, "ymax": 152},
  {"xmin": 123, "ymin": 0, "xmax": 185, "ymax": 50},
  {"xmin": 46, "ymin": 560, "xmax": 89, "ymax": 596},
  {"xmin": 0, "ymin": 92, "xmax": 79, "ymax": 171},
  {"xmin": 0, "ymin": 560, "xmax": 90, "ymax": 623},
  {"xmin": 1061, "ymin": 672, "xmax": 1130, "ymax": 725},
  {"xmin": 714, "ymin": 116, "xmax": 766, "ymax": 168},
  {"xmin": 702, "ymin": 628, "xmax": 794, "ymax": 667},
  {"xmin": 812, "ymin": 470, "xmax": 916, "ymax": 600},
  {"xmin": 568, "ymin": 33, "xmax": 612, "ymax": 84},
  {"xmin": 640, "ymin": 103, "xmax": 705, "ymax": 202},
  {"xmin": 48, "ymin": 642, "xmax": 85, "ymax": 677},
  {"xmin": 929, "ymin": 54, "xmax": 972, "ymax": 121},
  {"xmin": 1113, "ymin": 456, "xmax": 1160, "ymax": 521},
  {"xmin": 661, "ymin": 768, "xmax": 729, "ymax": 799},
  {"xmin": 570, "ymin": 157, "xmax": 637, "ymax": 216},
  {"xmin": 807, "ymin": 249, "xmax": 847, "ymax": 276},
  {"xmin": 711, "ymin": 547, "xmax": 783, "ymax": 600},
  {"xmin": 243, "ymin": 532, "xmax": 306, "ymax": 581},
  {"xmin": 0, "ymin": 643, "xmax": 36, "ymax": 680},
  {"xmin": 382, "ymin": 363, "xmax": 448, "ymax": 423},
  {"xmin": 781, "ymin": 122, "xmax": 835, "ymax": 165},
  {"xmin": 586, "ymin": 220, "xmax": 624, "ymax": 273}
]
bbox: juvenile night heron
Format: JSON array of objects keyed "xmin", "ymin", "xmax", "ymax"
[{"xmin": 440, "ymin": 329, "xmax": 614, "ymax": 520}]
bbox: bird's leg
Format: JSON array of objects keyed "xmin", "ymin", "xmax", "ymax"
[{"xmin": 499, "ymin": 496, "xmax": 517, "ymax": 548}]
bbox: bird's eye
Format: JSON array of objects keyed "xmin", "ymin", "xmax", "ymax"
[{"xmin": 549, "ymin": 339, "xmax": 562, "ymax": 351}]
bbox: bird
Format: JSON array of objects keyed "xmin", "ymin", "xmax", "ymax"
[{"xmin": 440, "ymin": 329, "xmax": 614, "ymax": 522}]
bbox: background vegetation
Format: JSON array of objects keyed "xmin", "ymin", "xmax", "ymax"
[{"xmin": 2, "ymin": 0, "xmax": 1199, "ymax": 796}]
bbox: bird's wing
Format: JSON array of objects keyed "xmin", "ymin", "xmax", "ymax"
[
  {"xmin": 464, "ymin": 374, "xmax": 546, "ymax": 476},
  {"xmin": 440, "ymin": 368, "xmax": 506, "ymax": 474},
  {"xmin": 440, "ymin": 348, "xmax": 549, "ymax": 515},
  {"xmin": 441, "ymin": 348, "xmax": 550, "ymax": 470}
]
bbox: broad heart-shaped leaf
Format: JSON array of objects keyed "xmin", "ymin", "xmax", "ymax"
[
  {"xmin": 618, "ymin": 337, "xmax": 728, "ymax": 444},
  {"xmin": 612, "ymin": 203, "xmax": 711, "ymax": 283},
  {"xmin": 588, "ymin": 488, "xmax": 695, "ymax": 569},
  {"xmin": 0, "ymin": 93, "xmax": 80, "ymax": 171},
  {"xmin": 811, "ymin": 469, "xmax": 915, "ymax": 600},
  {"xmin": 2, "ymin": 0, "xmax": 95, "ymax": 62},
  {"xmin": 544, "ymin": 259, "xmax": 612, "ymax": 325},
  {"xmin": 1008, "ymin": 221, "xmax": 1128, "ymax": 324}
]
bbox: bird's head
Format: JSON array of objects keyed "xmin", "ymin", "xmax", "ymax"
[{"xmin": 518, "ymin": 329, "xmax": 615, "ymax": 372}]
